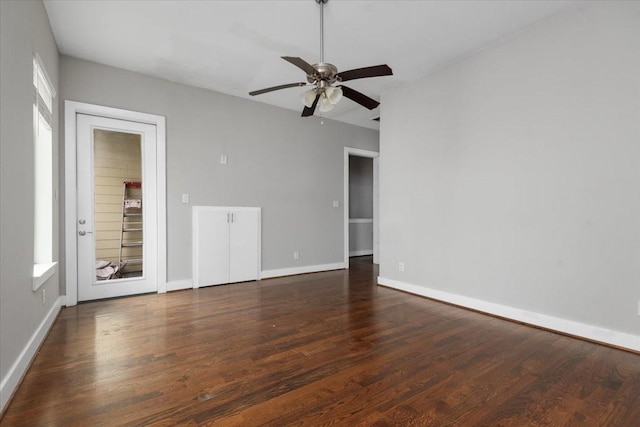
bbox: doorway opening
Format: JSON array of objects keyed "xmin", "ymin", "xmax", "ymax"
[
  {"xmin": 343, "ymin": 147, "xmax": 379, "ymax": 267},
  {"xmin": 349, "ymin": 156, "xmax": 374, "ymax": 262}
]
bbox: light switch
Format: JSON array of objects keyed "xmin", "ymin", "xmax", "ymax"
[
  {"xmin": 333, "ymin": 200, "xmax": 339, "ymax": 208},
  {"xmin": 181, "ymin": 194, "xmax": 190, "ymax": 204},
  {"xmin": 220, "ymin": 155, "xmax": 228, "ymax": 165}
]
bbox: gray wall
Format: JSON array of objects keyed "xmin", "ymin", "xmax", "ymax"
[
  {"xmin": 60, "ymin": 57, "xmax": 379, "ymax": 282},
  {"xmin": 379, "ymin": 2, "xmax": 640, "ymax": 336},
  {"xmin": 349, "ymin": 156, "xmax": 373, "ymax": 254},
  {"xmin": 0, "ymin": 0, "xmax": 60, "ymax": 397}
]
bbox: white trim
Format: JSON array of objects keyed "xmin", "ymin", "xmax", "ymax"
[
  {"xmin": 33, "ymin": 53, "xmax": 56, "ymax": 98},
  {"xmin": 64, "ymin": 101, "xmax": 167, "ymax": 306},
  {"xmin": 344, "ymin": 147, "xmax": 379, "ymax": 268},
  {"xmin": 156, "ymin": 118, "xmax": 167, "ymax": 293},
  {"xmin": 377, "ymin": 276, "xmax": 640, "ymax": 352},
  {"xmin": 166, "ymin": 279, "xmax": 193, "ymax": 292},
  {"xmin": 32, "ymin": 262, "xmax": 57, "ymax": 291},
  {"xmin": 261, "ymin": 262, "xmax": 346, "ymax": 279},
  {"xmin": 349, "ymin": 250, "xmax": 374, "ymax": 257},
  {"xmin": 349, "ymin": 218, "xmax": 373, "ymax": 224},
  {"xmin": 373, "ymin": 157, "xmax": 379, "ymax": 264},
  {"xmin": 64, "ymin": 102, "xmax": 77, "ymax": 305},
  {"xmin": 0, "ymin": 296, "xmax": 63, "ymax": 413}
]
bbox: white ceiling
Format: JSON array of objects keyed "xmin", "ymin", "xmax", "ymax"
[{"xmin": 43, "ymin": 0, "xmax": 582, "ymax": 130}]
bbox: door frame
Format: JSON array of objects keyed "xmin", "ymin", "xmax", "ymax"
[
  {"xmin": 64, "ymin": 101, "xmax": 167, "ymax": 306},
  {"xmin": 343, "ymin": 147, "xmax": 379, "ymax": 267}
]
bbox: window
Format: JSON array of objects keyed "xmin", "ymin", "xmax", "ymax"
[{"xmin": 33, "ymin": 54, "xmax": 56, "ymax": 290}]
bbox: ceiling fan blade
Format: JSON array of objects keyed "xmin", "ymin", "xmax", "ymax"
[
  {"xmin": 339, "ymin": 85, "xmax": 380, "ymax": 110},
  {"xmin": 337, "ymin": 64, "xmax": 393, "ymax": 82},
  {"xmin": 301, "ymin": 94, "xmax": 320, "ymax": 117},
  {"xmin": 282, "ymin": 56, "xmax": 317, "ymax": 76},
  {"xmin": 249, "ymin": 82, "xmax": 307, "ymax": 96}
]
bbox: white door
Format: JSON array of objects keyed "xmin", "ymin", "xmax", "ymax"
[
  {"xmin": 76, "ymin": 114, "xmax": 158, "ymax": 301},
  {"xmin": 229, "ymin": 210, "xmax": 260, "ymax": 283},
  {"xmin": 193, "ymin": 208, "xmax": 230, "ymax": 287}
]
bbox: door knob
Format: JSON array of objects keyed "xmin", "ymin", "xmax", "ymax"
[
  {"xmin": 79, "ymin": 219, "xmax": 86, "ymax": 224},
  {"xmin": 79, "ymin": 230, "xmax": 86, "ymax": 236}
]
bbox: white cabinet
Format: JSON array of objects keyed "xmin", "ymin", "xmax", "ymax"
[{"xmin": 192, "ymin": 206, "xmax": 261, "ymax": 287}]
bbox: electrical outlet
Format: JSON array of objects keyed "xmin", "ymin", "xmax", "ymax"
[
  {"xmin": 42, "ymin": 289, "xmax": 46, "ymax": 305},
  {"xmin": 294, "ymin": 251, "xmax": 299, "ymax": 260},
  {"xmin": 398, "ymin": 262, "xmax": 405, "ymax": 272}
]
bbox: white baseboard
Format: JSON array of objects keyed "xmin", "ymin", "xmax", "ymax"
[
  {"xmin": 377, "ymin": 276, "xmax": 640, "ymax": 353},
  {"xmin": 170, "ymin": 262, "xmax": 348, "ymax": 288},
  {"xmin": 0, "ymin": 296, "xmax": 63, "ymax": 414},
  {"xmin": 166, "ymin": 279, "xmax": 193, "ymax": 292},
  {"xmin": 349, "ymin": 250, "xmax": 373, "ymax": 257},
  {"xmin": 261, "ymin": 262, "xmax": 346, "ymax": 279}
]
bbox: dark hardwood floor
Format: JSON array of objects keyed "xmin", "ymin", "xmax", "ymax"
[{"xmin": 2, "ymin": 256, "xmax": 639, "ymax": 426}]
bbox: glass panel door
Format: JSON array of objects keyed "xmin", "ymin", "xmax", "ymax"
[
  {"xmin": 93, "ymin": 129, "xmax": 143, "ymax": 280},
  {"xmin": 77, "ymin": 114, "xmax": 157, "ymax": 301}
]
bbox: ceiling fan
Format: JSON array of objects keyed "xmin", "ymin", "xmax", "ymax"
[{"xmin": 249, "ymin": 0, "xmax": 393, "ymax": 117}]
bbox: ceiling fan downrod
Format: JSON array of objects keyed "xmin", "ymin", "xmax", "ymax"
[
  {"xmin": 310, "ymin": 0, "xmax": 338, "ymax": 93},
  {"xmin": 316, "ymin": 0, "xmax": 328, "ymax": 63}
]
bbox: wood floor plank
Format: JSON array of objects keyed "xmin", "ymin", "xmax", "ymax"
[{"xmin": 1, "ymin": 256, "xmax": 639, "ymax": 426}]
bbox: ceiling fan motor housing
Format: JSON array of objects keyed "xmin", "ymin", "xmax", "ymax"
[{"xmin": 308, "ymin": 62, "xmax": 339, "ymax": 85}]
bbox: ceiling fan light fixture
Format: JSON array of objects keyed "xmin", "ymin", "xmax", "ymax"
[
  {"xmin": 318, "ymin": 92, "xmax": 335, "ymax": 112},
  {"xmin": 325, "ymin": 86, "xmax": 343, "ymax": 105},
  {"xmin": 303, "ymin": 88, "xmax": 317, "ymax": 107}
]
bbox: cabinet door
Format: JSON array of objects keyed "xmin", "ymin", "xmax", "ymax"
[
  {"xmin": 194, "ymin": 208, "xmax": 230, "ymax": 286},
  {"xmin": 229, "ymin": 210, "xmax": 260, "ymax": 283}
]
